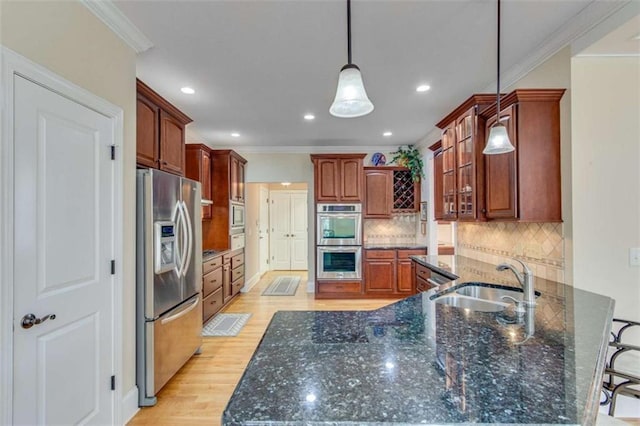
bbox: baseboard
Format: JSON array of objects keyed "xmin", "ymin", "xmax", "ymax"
[
  {"xmin": 306, "ymin": 280, "xmax": 314, "ymax": 293},
  {"xmin": 122, "ymin": 386, "xmax": 139, "ymax": 424},
  {"xmin": 241, "ymin": 272, "xmax": 261, "ymax": 293}
]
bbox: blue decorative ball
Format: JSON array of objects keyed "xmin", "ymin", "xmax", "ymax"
[{"xmin": 371, "ymin": 152, "xmax": 386, "ymax": 166}]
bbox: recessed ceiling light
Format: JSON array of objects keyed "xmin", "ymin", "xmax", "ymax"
[
  {"xmin": 181, "ymin": 87, "xmax": 195, "ymax": 94},
  {"xmin": 231, "ymin": 132, "xmax": 240, "ymax": 138},
  {"xmin": 383, "ymin": 131, "xmax": 393, "ymax": 137},
  {"xmin": 304, "ymin": 114, "xmax": 315, "ymax": 121},
  {"xmin": 416, "ymin": 84, "xmax": 431, "ymax": 93}
]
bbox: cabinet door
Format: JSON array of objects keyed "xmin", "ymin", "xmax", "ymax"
[
  {"xmin": 364, "ymin": 259, "xmax": 395, "ymax": 293},
  {"xmin": 485, "ymin": 105, "xmax": 518, "ymax": 219},
  {"xmin": 315, "ymin": 159, "xmax": 340, "ymax": 202},
  {"xmin": 185, "ymin": 146, "xmax": 212, "ymax": 219},
  {"xmin": 201, "ymin": 151, "xmax": 212, "ymax": 219},
  {"xmin": 396, "ymin": 259, "xmax": 414, "ymax": 293},
  {"xmin": 222, "ymin": 263, "xmax": 232, "ymax": 303},
  {"xmin": 433, "ymin": 151, "xmax": 444, "ymax": 220},
  {"xmin": 364, "ymin": 169, "xmax": 392, "ymax": 218},
  {"xmin": 230, "ymin": 156, "xmax": 239, "ymax": 201},
  {"xmin": 456, "ymin": 110, "xmax": 476, "ymax": 220},
  {"xmin": 340, "ymin": 159, "xmax": 362, "ymax": 202},
  {"xmin": 441, "ymin": 123, "xmax": 457, "ymax": 220},
  {"xmin": 237, "ymin": 161, "xmax": 245, "ymax": 203},
  {"xmin": 159, "ymin": 111, "xmax": 185, "ymax": 176},
  {"xmin": 136, "ymin": 95, "xmax": 159, "ymax": 168}
]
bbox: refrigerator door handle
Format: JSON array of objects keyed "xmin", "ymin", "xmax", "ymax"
[
  {"xmin": 160, "ymin": 295, "xmax": 200, "ymax": 325},
  {"xmin": 173, "ymin": 201, "xmax": 188, "ymax": 277},
  {"xmin": 180, "ymin": 201, "xmax": 193, "ymax": 277}
]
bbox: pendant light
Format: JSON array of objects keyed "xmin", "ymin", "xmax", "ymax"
[
  {"xmin": 329, "ymin": 0, "xmax": 374, "ymax": 118},
  {"xmin": 483, "ymin": 0, "xmax": 515, "ymax": 155}
]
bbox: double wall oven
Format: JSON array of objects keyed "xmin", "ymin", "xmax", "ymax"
[{"xmin": 316, "ymin": 204, "xmax": 362, "ymax": 280}]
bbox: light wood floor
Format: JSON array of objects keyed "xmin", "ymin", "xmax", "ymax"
[
  {"xmin": 127, "ymin": 271, "xmax": 396, "ymax": 425},
  {"xmin": 128, "ymin": 271, "xmax": 640, "ymax": 425}
]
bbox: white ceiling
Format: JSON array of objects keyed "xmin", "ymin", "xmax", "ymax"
[{"xmin": 112, "ymin": 0, "xmax": 634, "ymax": 151}]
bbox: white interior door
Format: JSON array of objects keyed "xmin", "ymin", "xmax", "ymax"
[
  {"xmin": 269, "ymin": 191, "xmax": 308, "ymax": 270},
  {"xmin": 259, "ymin": 186, "xmax": 270, "ymax": 274},
  {"xmin": 12, "ymin": 75, "xmax": 115, "ymax": 425},
  {"xmin": 269, "ymin": 192, "xmax": 291, "ymax": 270},
  {"xmin": 290, "ymin": 193, "xmax": 308, "ymax": 270}
]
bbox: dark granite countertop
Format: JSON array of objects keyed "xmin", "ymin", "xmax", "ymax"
[
  {"xmin": 363, "ymin": 243, "xmax": 428, "ymax": 250},
  {"xmin": 223, "ymin": 256, "xmax": 614, "ymax": 425}
]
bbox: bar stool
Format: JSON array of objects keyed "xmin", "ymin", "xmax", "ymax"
[{"xmin": 601, "ymin": 318, "xmax": 640, "ymax": 416}]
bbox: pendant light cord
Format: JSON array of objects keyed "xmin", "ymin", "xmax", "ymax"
[
  {"xmin": 496, "ymin": 0, "xmax": 501, "ymax": 122},
  {"xmin": 347, "ymin": 0, "xmax": 352, "ymax": 64}
]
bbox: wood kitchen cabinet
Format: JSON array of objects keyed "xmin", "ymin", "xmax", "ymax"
[
  {"xmin": 364, "ymin": 168, "xmax": 393, "ymax": 218},
  {"xmin": 202, "ymin": 254, "xmax": 224, "ymax": 323},
  {"xmin": 136, "ymin": 79, "xmax": 192, "ymax": 176},
  {"xmin": 430, "ymin": 142, "xmax": 444, "ymax": 221},
  {"xmin": 185, "ymin": 144, "xmax": 212, "ymax": 220},
  {"xmin": 412, "ymin": 261, "xmax": 435, "ymax": 292},
  {"xmin": 310, "ymin": 154, "xmax": 366, "ymax": 202},
  {"xmin": 435, "ymin": 94, "xmax": 495, "ymax": 221},
  {"xmin": 481, "ymin": 89, "xmax": 565, "ymax": 222},
  {"xmin": 363, "ymin": 248, "xmax": 427, "ymax": 296},
  {"xmin": 364, "ymin": 167, "xmax": 420, "ymax": 218},
  {"xmin": 204, "ymin": 150, "xmax": 247, "ymax": 250}
]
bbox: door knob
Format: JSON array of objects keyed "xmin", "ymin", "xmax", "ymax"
[{"xmin": 21, "ymin": 313, "xmax": 56, "ymax": 329}]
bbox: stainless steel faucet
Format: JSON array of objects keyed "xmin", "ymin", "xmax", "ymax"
[{"xmin": 496, "ymin": 258, "xmax": 536, "ymax": 308}]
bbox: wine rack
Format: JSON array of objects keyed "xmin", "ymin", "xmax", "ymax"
[{"xmin": 393, "ymin": 170, "xmax": 418, "ymax": 211}]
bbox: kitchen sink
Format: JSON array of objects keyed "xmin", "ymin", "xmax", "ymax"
[
  {"xmin": 456, "ymin": 283, "xmax": 541, "ymax": 302},
  {"xmin": 434, "ymin": 294, "xmax": 508, "ymax": 312},
  {"xmin": 432, "ymin": 283, "xmax": 540, "ymax": 312}
]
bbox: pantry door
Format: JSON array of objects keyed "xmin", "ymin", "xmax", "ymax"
[
  {"xmin": 269, "ymin": 191, "xmax": 308, "ymax": 270},
  {"xmin": 10, "ymin": 73, "xmax": 118, "ymax": 424}
]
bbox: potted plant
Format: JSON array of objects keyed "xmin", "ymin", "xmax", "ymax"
[{"xmin": 389, "ymin": 145, "xmax": 425, "ymax": 182}]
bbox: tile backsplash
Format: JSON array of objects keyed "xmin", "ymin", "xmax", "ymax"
[
  {"xmin": 457, "ymin": 222, "xmax": 565, "ymax": 283},
  {"xmin": 364, "ymin": 214, "xmax": 418, "ymax": 245}
]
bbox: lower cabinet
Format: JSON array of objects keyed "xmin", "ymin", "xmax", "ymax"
[
  {"xmin": 413, "ymin": 261, "xmax": 436, "ymax": 292},
  {"xmin": 315, "ymin": 280, "xmax": 363, "ymax": 298},
  {"xmin": 202, "ymin": 248, "xmax": 244, "ymax": 324},
  {"xmin": 363, "ymin": 248, "xmax": 427, "ymax": 296}
]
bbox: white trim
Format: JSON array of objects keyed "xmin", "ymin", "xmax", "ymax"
[
  {"xmin": 81, "ymin": 0, "xmax": 153, "ymax": 54},
  {"xmin": 122, "ymin": 386, "xmax": 140, "ymax": 424},
  {"xmin": 233, "ymin": 145, "xmax": 399, "ymax": 155},
  {"xmin": 241, "ymin": 272, "xmax": 261, "ymax": 293},
  {"xmin": 484, "ymin": 0, "xmax": 631, "ymax": 94},
  {"xmin": 0, "ymin": 45, "xmax": 125, "ymax": 425},
  {"xmin": 306, "ymin": 280, "xmax": 315, "ymax": 293}
]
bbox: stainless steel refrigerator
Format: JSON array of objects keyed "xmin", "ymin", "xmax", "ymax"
[{"xmin": 136, "ymin": 169, "xmax": 203, "ymax": 406}]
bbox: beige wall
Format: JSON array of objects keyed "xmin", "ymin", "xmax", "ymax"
[
  {"xmin": 457, "ymin": 47, "xmax": 573, "ymax": 283},
  {"xmin": 571, "ymin": 56, "xmax": 640, "ymax": 324},
  {"xmin": 1, "ymin": 0, "xmax": 138, "ymax": 397}
]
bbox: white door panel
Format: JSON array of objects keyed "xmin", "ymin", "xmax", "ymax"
[
  {"xmin": 269, "ymin": 191, "xmax": 308, "ymax": 270},
  {"xmin": 13, "ymin": 76, "xmax": 114, "ymax": 425},
  {"xmin": 259, "ymin": 186, "xmax": 269, "ymax": 274}
]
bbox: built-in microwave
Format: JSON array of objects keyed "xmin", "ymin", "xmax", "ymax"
[
  {"xmin": 230, "ymin": 202, "xmax": 245, "ymax": 232},
  {"xmin": 317, "ymin": 204, "xmax": 362, "ymax": 246},
  {"xmin": 317, "ymin": 246, "xmax": 362, "ymax": 280}
]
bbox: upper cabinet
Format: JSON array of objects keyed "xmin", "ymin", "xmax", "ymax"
[
  {"xmin": 364, "ymin": 167, "xmax": 420, "ymax": 219},
  {"xmin": 429, "ymin": 141, "xmax": 444, "ymax": 221},
  {"xmin": 310, "ymin": 154, "xmax": 366, "ymax": 202},
  {"xmin": 481, "ymin": 89, "xmax": 565, "ymax": 222},
  {"xmin": 185, "ymin": 144, "xmax": 212, "ymax": 220},
  {"xmin": 229, "ymin": 155, "xmax": 246, "ymax": 203},
  {"xmin": 435, "ymin": 94, "xmax": 496, "ymax": 221},
  {"xmin": 136, "ymin": 79, "xmax": 192, "ymax": 176}
]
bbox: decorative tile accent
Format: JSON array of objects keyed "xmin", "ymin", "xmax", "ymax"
[
  {"xmin": 457, "ymin": 222, "xmax": 565, "ymax": 283},
  {"xmin": 364, "ymin": 213, "xmax": 418, "ymax": 245}
]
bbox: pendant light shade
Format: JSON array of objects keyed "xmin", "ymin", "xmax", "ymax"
[
  {"xmin": 330, "ymin": 0, "xmax": 374, "ymax": 118},
  {"xmin": 330, "ymin": 64, "xmax": 374, "ymax": 118},
  {"xmin": 483, "ymin": 0, "xmax": 515, "ymax": 155}
]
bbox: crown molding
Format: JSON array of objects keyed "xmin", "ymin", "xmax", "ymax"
[
  {"xmin": 483, "ymin": 0, "xmax": 632, "ymax": 93},
  {"xmin": 224, "ymin": 145, "xmax": 401, "ymax": 155},
  {"xmin": 81, "ymin": 0, "xmax": 153, "ymax": 54}
]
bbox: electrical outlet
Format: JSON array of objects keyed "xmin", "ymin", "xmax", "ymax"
[{"xmin": 630, "ymin": 248, "xmax": 640, "ymax": 267}]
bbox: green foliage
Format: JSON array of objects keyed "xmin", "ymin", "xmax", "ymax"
[{"xmin": 389, "ymin": 145, "xmax": 425, "ymax": 182}]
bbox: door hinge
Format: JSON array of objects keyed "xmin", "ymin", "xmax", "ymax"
[
  {"xmin": 110, "ymin": 260, "xmax": 115, "ymax": 275},
  {"xmin": 110, "ymin": 145, "xmax": 116, "ymax": 160},
  {"xmin": 272, "ymin": 256, "xmax": 274, "ymax": 261},
  {"xmin": 110, "ymin": 375, "xmax": 115, "ymax": 391},
  {"xmin": 266, "ymin": 259, "xmax": 269, "ymax": 264}
]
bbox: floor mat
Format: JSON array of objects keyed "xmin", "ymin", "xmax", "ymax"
[
  {"xmin": 202, "ymin": 313, "xmax": 251, "ymax": 337},
  {"xmin": 262, "ymin": 276, "xmax": 301, "ymax": 296}
]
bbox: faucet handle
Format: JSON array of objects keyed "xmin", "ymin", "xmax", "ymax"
[{"xmin": 501, "ymin": 295, "xmax": 526, "ymax": 314}]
